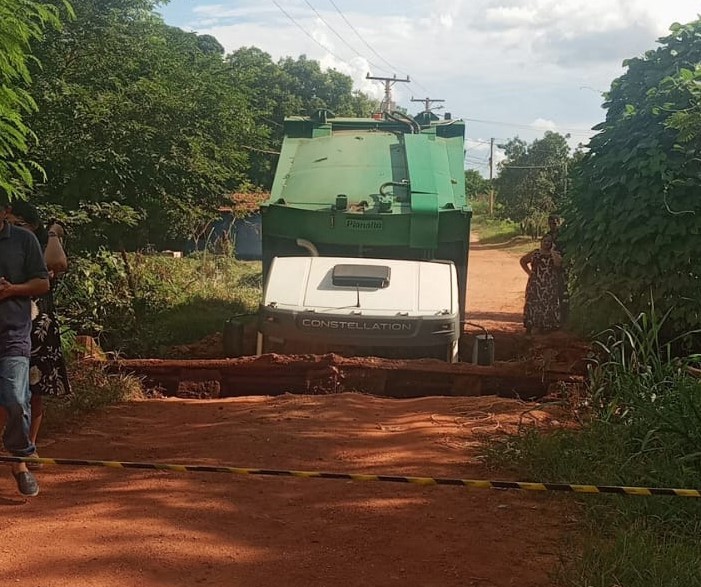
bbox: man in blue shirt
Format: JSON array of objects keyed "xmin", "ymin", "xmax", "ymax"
[{"xmin": 0, "ymin": 197, "xmax": 50, "ymax": 497}]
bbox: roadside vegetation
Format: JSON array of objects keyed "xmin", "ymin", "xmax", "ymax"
[
  {"xmin": 485, "ymin": 301, "xmax": 701, "ymax": 586},
  {"xmin": 564, "ymin": 20, "xmax": 701, "ymax": 338},
  {"xmin": 56, "ymin": 253, "xmax": 261, "ymax": 357},
  {"xmin": 470, "ymin": 215, "xmax": 522, "ymax": 245},
  {"xmin": 42, "ymin": 361, "xmax": 145, "ymax": 435}
]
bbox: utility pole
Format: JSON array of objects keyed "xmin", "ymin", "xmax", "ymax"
[
  {"xmin": 410, "ymin": 96, "xmax": 445, "ymax": 113},
  {"xmin": 366, "ymin": 73, "xmax": 410, "ymax": 113},
  {"xmin": 489, "ymin": 138, "xmax": 495, "ymax": 216}
]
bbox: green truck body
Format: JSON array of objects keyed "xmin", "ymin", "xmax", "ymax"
[{"xmin": 261, "ymin": 111, "xmax": 472, "ymax": 318}]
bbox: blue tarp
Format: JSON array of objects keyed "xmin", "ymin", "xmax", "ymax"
[
  {"xmin": 192, "ymin": 212, "xmax": 262, "ymax": 260},
  {"xmin": 232, "ymin": 213, "xmax": 262, "ymax": 260}
]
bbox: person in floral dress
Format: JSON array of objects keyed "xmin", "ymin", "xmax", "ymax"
[{"xmin": 519, "ymin": 234, "xmax": 562, "ymax": 334}]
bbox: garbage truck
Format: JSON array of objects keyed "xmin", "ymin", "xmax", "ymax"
[{"xmin": 256, "ymin": 109, "xmax": 471, "ymax": 361}]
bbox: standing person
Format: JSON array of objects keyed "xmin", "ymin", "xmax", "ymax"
[
  {"xmin": 520, "ymin": 234, "xmax": 562, "ymax": 334},
  {"xmin": 546, "ymin": 214, "xmax": 569, "ymax": 324},
  {"xmin": 7, "ymin": 201, "xmax": 70, "ymax": 459},
  {"xmin": 0, "ymin": 197, "xmax": 50, "ymax": 497},
  {"xmin": 546, "ymin": 215, "xmax": 563, "ymax": 252}
]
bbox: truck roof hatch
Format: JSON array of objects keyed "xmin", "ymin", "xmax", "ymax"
[{"xmin": 332, "ymin": 264, "xmax": 390, "ymax": 289}]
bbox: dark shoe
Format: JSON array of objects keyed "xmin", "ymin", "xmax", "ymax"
[
  {"xmin": 27, "ymin": 452, "xmax": 43, "ymax": 470},
  {"xmin": 13, "ymin": 470, "xmax": 39, "ymax": 497}
]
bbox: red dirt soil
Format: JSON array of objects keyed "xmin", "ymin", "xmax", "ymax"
[
  {"xmin": 2, "ymin": 394, "xmax": 572, "ymax": 587},
  {"xmin": 0, "ymin": 236, "xmax": 582, "ymax": 586}
]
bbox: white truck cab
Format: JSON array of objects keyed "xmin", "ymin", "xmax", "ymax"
[{"xmin": 257, "ymin": 256, "xmax": 460, "ymax": 362}]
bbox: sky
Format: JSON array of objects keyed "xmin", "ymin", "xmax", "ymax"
[{"xmin": 157, "ymin": 1, "xmax": 701, "ymax": 176}]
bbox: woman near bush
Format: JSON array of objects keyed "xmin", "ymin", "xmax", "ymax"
[
  {"xmin": 519, "ymin": 233, "xmax": 562, "ymax": 334},
  {"xmin": 7, "ymin": 201, "xmax": 71, "ymax": 457}
]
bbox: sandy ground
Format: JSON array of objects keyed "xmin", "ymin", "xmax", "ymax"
[
  {"xmin": 467, "ymin": 239, "xmax": 530, "ymax": 333},
  {"xmin": 0, "ymin": 236, "xmax": 578, "ymax": 587}
]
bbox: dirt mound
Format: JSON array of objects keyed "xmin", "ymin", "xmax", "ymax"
[{"xmin": 167, "ymin": 332, "xmax": 226, "ymax": 358}]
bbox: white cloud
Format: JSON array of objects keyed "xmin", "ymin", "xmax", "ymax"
[
  {"xmin": 485, "ymin": 6, "xmax": 538, "ymax": 27},
  {"xmin": 191, "ymin": 3, "xmax": 278, "ymax": 20},
  {"xmin": 439, "ymin": 12, "xmax": 454, "ymax": 29},
  {"xmin": 531, "ymin": 118, "xmax": 558, "ymax": 132}
]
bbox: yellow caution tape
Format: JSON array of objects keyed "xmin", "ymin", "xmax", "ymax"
[{"xmin": 1, "ymin": 456, "xmax": 698, "ymax": 497}]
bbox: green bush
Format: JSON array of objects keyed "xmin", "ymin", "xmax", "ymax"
[
  {"xmin": 55, "ymin": 251, "xmax": 261, "ymax": 356},
  {"xmin": 471, "ymin": 215, "xmax": 522, "ymax": 244},
  {"xmin": 565, "ymin": 20, "xmax": 701, "ymax": 338},
  {"xmin": 469, "ymin": 196, "xmax": 492, "ymax": 216}
]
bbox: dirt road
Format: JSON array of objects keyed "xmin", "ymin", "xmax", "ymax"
[
  {"xmin": 0, "ymin": 237, "xmax": 576, "ymax": 587},
  {"xmin": 467, "ymin": 239, "xmax": 529, "ymax": 333}
]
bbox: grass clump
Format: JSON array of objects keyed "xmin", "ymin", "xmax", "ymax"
[
  {"xmin": 56, "ymin": 251, "xmax": 262, "ymax": 356},
  {"xmin": 484, "ymin": 296, "xmax": 701, "ymax": 587},
  {"xmin": 42, "ymin": 359, "xmax": 145, "ymax": 434},
  {"xmin": 471, "ymin": 215, "xmax": 522, "ymax": 244}
]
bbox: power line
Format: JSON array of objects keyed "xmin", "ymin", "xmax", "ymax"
[
  {"xmin": 272, "ymin": 0, "xmax": 351, "ymax": 69},
  {"xmin": 411, "ymin": 96, "xmax": 444, "ymax": 113},
  {"xmin": 303, "ymin": 0, "xmax": 392, "ymax": 75},
  {"xmin": 464, "ymin": 153, "xmax": 490, "ymax": 162},
  {"xmin": 326, "ymin": 0, "xmax": 431, "ymax": 95},
  {"xmin": 460, "ymin": 116, "xmax": 594, "ymax": 136},
  {"xmin": 327, "ymin": 0, "xmax": 400, "ymax": 73},
  {"xmin": 466, "ymin": 137, "xmax": 507, "ymax": 146},
  {"xmin": 273, "ymin": 1, "xmax": 424, "ymax": 108},
  {"xmin": 367, "ymin": 73, "xmax": 410, "ymax": 113},
  {"xmin": 501, "ymin": 163, "xmax": 563, "ymax": 169}
]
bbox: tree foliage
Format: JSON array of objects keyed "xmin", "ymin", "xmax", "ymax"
[
  {"xmin": 565, "ymin": 19, "xmax": 701, "ymax": 336},
  {"xmin": 21, "ymin": 1, "xmax": 376, "ymax": 249},
  {"xmin": 494, "ymin": 132, "xmax": 571, "ymax": 229},
  {"xmin": 0, "ymin": 0, "xmax": 69, "ymax": 199},
  {"xmin": 25, "ymin": 0, "xmax": 260, "ymax": 246},
  {"xmin": 464, "ymin": 169, "xmax": 490, "ymax": 197},
  {"xmin": 226, "ymin": 47, "xmax": 376, "ymax": 187}
]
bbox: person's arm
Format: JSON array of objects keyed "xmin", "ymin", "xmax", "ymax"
[
  {"xmin": 520, "ymin": 251, "xmax": 534, "ymax": 276},
  {"xmin": 44, "ymin": 226, "xmax": 68, "ymax": 275},
  {"xmin": 0, "ymin": 277, "xmax": 49, "ymax": 300},
  {"xmin": 551, "ymin": 248, "xmax": 562, "ymax": 268}
]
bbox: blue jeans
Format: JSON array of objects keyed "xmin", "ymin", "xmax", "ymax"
[{"xmin": 0, "ymin": 356, "xmax": 36, "ymax": 457}]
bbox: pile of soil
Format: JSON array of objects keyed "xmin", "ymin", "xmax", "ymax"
[{"xmin": 167, "ymin": 332, "xmax": 226, "ymax": 359}]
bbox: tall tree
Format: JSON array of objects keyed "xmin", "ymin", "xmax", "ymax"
[
  {"xmin": 277, "ymin": 55, "xmax": 376, "ymax": 117},
  {"xmin": 21, "ymin": 1, "xmax": 377, "ymax": 248},
  {"xmin": 227, "ymin": 48, "xmax": 377, "ymax": 186},
  {"xmin": 494, "ymin": 132, "xmax": 571, "ymax": 228},
  {"xmin": 226, "ymin": 47, "xmax": 299, "ymax": 187},
  {"xmin": 565, "ymin": 19, "xmax": 701, "ymax": 335},
  {"xmin": 26, "ymin": 0, "xmax": 262, "ymax": 247},
  {"xmin": 0, "ymin": 0, "xmax": 68, "ymax": 198},
  {"xmin": 464, "ymin": 169, "xmax": 490, "ymax": 197}
]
